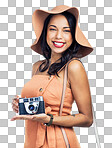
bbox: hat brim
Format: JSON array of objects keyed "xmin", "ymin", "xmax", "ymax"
[{"xmin": 31, "ymin": 5, "xmax": 93, "ymax": 58}]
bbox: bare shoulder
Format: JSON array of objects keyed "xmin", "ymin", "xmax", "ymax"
[
  {"xmin": 68, "ymin": 59, "xmax": 85, "ymax": 73},
  {"xmin": 32, "ymin": 59, "xmax": 46, "ymax": 77},
  {"xmin": 33, "ymin": 59, "xmax": 45, "ymax": 67},
  {"xmin": 67, "ymin": 59, "xmax": 87, "ymax": 83}
]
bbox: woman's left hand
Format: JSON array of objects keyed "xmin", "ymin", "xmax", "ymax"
[
  {"xmin": 10, "ymin": 113, "xmax": 50, "ymax": 123},
  {"xmin": 10, "ymin": 106, "xmax": 51, "ymax": 123}
]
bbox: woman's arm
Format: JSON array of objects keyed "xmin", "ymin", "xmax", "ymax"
[
  {"xmin": 52, "ymin": 60, "xmax": 93, "ymax": 127},
  {"xmin": 52, "ymin": 114, "xmax": 93, "ymax": 127}
]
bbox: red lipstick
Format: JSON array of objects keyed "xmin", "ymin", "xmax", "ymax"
[{"xmin": 52, "ymin": 41, "xmax": 65, "ymax": 48}]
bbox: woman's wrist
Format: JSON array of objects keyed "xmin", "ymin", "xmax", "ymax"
[
  {"xmin": 44, "ymin": 114, "xmax": 54, "ymax": 126},
  {"xmin": 51, "ymin": 115, "xmax": 76, "ymax": 127}
]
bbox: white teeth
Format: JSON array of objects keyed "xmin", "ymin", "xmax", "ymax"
[{"xmin": 54, "ymin": 42, "xmax": 64, "ymax": 46}]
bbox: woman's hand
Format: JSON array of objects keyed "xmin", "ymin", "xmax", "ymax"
[
  {"xmin": 10, "ymin": 106, "xmax": 51, "ymax": 124},
  {"xmin": 10, "ymin": 113, "xmax": 50, "ymax": 124},
  {"xmin": 11, "ymin": 95, "xmax": 19, "ymax": 113}
]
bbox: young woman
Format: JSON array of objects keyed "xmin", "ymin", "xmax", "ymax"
[{"xmin": 11, "ymin": 5, "xmax": 93, "ymax": 148}]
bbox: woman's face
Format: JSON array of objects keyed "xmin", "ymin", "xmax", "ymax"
[{"xmin": 46, "ymin": 14, "xmax": 73, "ymax": 55}]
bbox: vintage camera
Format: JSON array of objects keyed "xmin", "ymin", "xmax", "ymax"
[{"xmin": 19, "ymin": 96, "xmax": 45, "ymax": 115}]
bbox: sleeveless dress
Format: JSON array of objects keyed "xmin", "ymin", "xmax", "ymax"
[{"xmin": 21, "ymin": 58, "xmax": 83, "ymax": 148}]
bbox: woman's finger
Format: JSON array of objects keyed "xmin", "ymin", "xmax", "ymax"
[
  {"xmin": 12, "ymin": 103, "xmax": 19, "ymax": 112},
  {"xmin": 12, "ymin": 96, "xmax": 19, "ymax": 103},
  {"xmin": 13, "ymin": 108, "xmax": 18, "ymax": 113},
  {"xmin": 11, "ymin": 95, "xmax": 19, "ymax": 114},
  {"xmin": 45, "ymin": 106, "xmax": 51, "ymax": 114},
  {"xmin": 12, "ymin": 105, "xmax": 19, "ymax": 112},
  {"xmin": 11, "ymin": 115, "xmax": 33, "ymax": 121},
  {"xmin": 12, "ymin": 99, "xmax": 19, "ymax": 107},
  {"xmin": 12, "ymin": 101, "xmax": 18, "ymax": 106},
  {"xmin": 12, "ymin": 102, "xmax": 19, "ymax": 109},
  {"xmin": 12, "ymin": 98, "xmax": 19, "ymax": 104},
  {"xmin": 12, "ymin": 102, "xmax": 19, "ymax": 112}
]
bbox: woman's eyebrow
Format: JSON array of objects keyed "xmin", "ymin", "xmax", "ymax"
[
  {"xmin": 49, "ymin": 25, "xmax": 70, "ymax": 29},
  {"xmin": 63, "ymin": 27, "xmax": 70, "ymax": 29},
  {"xmin": 49, "ymin": 25, "xmax": 56, "ymax": 28}
]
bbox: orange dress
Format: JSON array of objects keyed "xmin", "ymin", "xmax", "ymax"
[{"xmin": 21, "ymin": 60, "xmax": 81, "ymax": 148}]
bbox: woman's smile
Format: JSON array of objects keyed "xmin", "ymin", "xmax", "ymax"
[{"xmin": 52, "ymin": 41, "xmax": 66, "ymax": 48}]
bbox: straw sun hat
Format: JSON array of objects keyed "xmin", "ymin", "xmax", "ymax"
[{"xmin": 31, "ymin": 5, "xmax": 93, "ymax": 58}]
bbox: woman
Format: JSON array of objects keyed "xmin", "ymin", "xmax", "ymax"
[{"xmin": 11, "ymin": 5, "xmax": 93, "ymax": 148}]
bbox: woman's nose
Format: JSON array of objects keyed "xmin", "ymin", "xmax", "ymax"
[{"xmin": 55, "ymin": 31, "xmax": 62, "ymax": 39}]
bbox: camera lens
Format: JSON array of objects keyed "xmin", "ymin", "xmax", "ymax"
[{"xmin": 29, "ymin": 105, "xmax": 34, "ymax": 111}]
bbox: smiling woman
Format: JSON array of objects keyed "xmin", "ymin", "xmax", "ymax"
[{"xmin": 11, "ymin": 5, "xmax": 94, "ymax": 148}]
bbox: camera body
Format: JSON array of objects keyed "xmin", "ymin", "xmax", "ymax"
[{"xmin": 19, "ymin": 96, "xmax": 45, "ymax": 115}]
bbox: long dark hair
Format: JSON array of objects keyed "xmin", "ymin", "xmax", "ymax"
[{"xmin": 39, "ymin": 11, "xmax": 80, "ymax": 77}]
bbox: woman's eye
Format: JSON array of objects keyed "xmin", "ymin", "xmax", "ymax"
[
  {"xmin": 49, "ymin": 28, "xmax": 56, "ymax": 31},
  {"xmin": 64, "ymin": 30, "xmax": 71, "ymax": 32}
]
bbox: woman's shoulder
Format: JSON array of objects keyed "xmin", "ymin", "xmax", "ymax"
[
  {"xmin": 67, "ymin": 58, "xmax": 84, "ymax": 72},
  {"xmin": 67, "ymin": 58, "xmax": 87, "ymax": 83},
  {"xmin": 33, "ymin": 59, "xmax": 45, "ymax": 67},
  {"xmin": 32, "ymin": 59, "xmax": 46, "ymax": 77}
]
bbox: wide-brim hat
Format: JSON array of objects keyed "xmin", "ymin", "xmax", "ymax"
[{"xmin": 31, "ymin": 5, "xmax": 93, "ymax": 58}]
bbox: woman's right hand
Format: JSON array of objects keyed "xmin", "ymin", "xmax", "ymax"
[{"xmin": 12, "ymin": 95, "xmax": 19, "ymax": 113}]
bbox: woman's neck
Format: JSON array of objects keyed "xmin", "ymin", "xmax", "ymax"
[{"xmin": 50, "ymin": 52, "xmax": 62, "ymax": 64}]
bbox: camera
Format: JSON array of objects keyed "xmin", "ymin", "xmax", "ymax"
[{"xmin": 19, "ymin": 96, "xmax": 45, "ymax": 115}]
